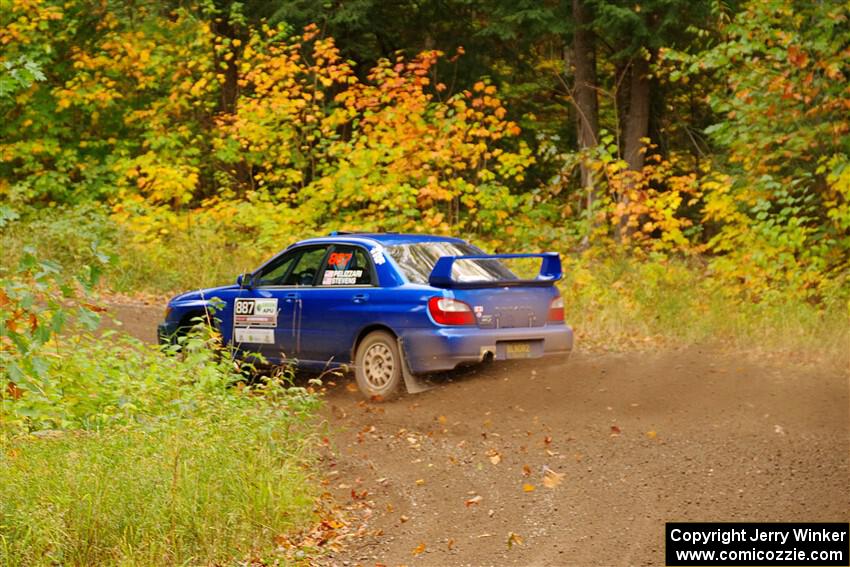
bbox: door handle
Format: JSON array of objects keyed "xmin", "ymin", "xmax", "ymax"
[
  {"xmin": 352, "ymin": 293, "xmax": 369, "ymax": 304},
  {"xmin": 284, "ymin": 293, "xmax": 299, "ymax": 303}
]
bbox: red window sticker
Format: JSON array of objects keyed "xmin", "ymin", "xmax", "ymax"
[{"xmin": 327, "ymin": 252, "xmax": 352, "ymax": 269}]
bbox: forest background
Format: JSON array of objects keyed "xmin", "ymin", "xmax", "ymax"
[
  {"xmin": 1, "ymin": 1, "xmax": 849, "ymax": 564},
  {"xmin": 2, "ymin": 0, "xmax": 849, "ymax": 353}
]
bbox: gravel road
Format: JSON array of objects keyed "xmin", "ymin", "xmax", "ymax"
[{"xmin": 108, "ymin": 299, "xmax": 849, "ymax": 566}]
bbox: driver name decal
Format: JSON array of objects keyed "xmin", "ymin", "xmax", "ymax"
[{"xmin": 322, "ymin": 269, "xmax": 363, "ymax": 285}]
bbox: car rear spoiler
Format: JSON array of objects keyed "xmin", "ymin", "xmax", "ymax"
[{"xmin": 428, "ymin": 253, "xmax": 562, "ymax": 289}]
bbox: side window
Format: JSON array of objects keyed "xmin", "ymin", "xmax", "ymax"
[
  {"xmin": 255, "ymin": 251, "xmax": 298, "ymax": 286},
  {"xmin": 280, "ymin": 246, "xmax": 329, "ymax": 286},
  {"xmin": 320, "ymin": 246, "xmax": 374, "ymax": 286}
]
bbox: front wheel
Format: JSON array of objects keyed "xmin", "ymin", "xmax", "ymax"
[{"xmin": 354, "ymin": 330, "xmax": 403, "ymax": 400}]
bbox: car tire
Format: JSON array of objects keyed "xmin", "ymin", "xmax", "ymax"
[{"xmin": 354, "ymin": 330, "xmax": 403, "ymax": 400}]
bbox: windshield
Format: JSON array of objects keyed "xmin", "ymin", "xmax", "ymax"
[{"xmin": 387, "ymin": 242, "xmax": 518, "ymax": 285}]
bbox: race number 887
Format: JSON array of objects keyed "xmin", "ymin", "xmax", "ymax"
[{"xmin": 234, "ymin": 300, "xmax": 255, "ymax": 315}]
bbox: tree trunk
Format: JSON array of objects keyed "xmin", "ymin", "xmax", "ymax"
[
  {"xmin": 618, "ymin": 55, "xmax": 652, "ymax": 240},
  {"xmin": 571, "ymin": 0, "xmax": 600, "ymax": 237},
  {"xmin": 212, "ymin": 19, "xmax": 240, "ymax": 114},
  {"xmin": 623, "ymin": 56, "xmax": 651, "ymax": 172},
  {"xmin": 572, "ymin": 0, "xmax": 599, "ymax": 155}
]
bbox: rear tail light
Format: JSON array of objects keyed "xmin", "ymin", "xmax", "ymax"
[
  {"xmin": 548, "ymin": 295, "xmax": 565, "ymax": 322},
  {"xmin": 428, "ymin": 297, "xmax": 475, "ymax": 326}
]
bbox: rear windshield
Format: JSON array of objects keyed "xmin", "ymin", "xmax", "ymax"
[{"xmin": 387, "ymin": 242, "xmax": 518, "ymax": 285}]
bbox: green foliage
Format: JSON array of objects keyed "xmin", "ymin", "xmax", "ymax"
[
  {"xmin": 0, "ymin": 251, "xmax": 323, "ymax": 565},
  {"xmin": 0, "ymin": 0, "xmax": 847, "ymax": 336},
  {"xmin": 0, "ymin": 55, "xmax": 45, "ymax": 98},
  {"xmin": 0, "ymin": 0, "xmax": 218, "ymax": 205},
  {"xmin": 0, "ymin": 244, "xmax": 107, "ymax": 405},
  {"xmin": 0, "ymin": 204, "xmax": 115, "ymax": 271},
  {"xmin": 562, "ymin": 251, "xmax": 849, "ymax": 360},
  {"xmin": 0, "ymin": 248, "xmax": 317, "ymax": 433},
  {"xmin": 678, "ymin": 0, "xmax": 850, "ymax": 300},
  {"xmin": 0, "ymin": 388, "xmax": 319, "ymax": 566}
]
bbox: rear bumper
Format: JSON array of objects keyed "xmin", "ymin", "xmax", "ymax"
[{"xmin": 400, "ymin": 324, "xmax": 573, "ymax": 374}]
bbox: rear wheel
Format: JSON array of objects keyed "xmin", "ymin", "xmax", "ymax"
[{"xmin": 354, "ymin": 330, "xmax": 402, "ymax": 400}]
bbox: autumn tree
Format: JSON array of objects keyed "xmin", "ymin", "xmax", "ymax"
[{"xmin": 689, "ymin": 0, "xmax": 850, "ymax": 299}]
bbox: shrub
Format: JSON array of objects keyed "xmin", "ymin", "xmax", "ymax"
[
  {"xmin": 0, "ymin": 252, "xmax": 323, "ymax": 565},
  {"xmin": 0, "ymin": 393, "xmax": 320, "ymax": 566},
  {"xmin": 562, "ymin": 250, "xmax": 850, "ymax": 361}
]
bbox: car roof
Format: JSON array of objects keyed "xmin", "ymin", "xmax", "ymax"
[{"xmin": 295, "ymin": 233, "xmax": 469, "ymax": 247}]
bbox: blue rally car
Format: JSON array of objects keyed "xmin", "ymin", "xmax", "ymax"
[{"xmin": 158, "ymin": 233, "xmax": 573, "ymax": 398}]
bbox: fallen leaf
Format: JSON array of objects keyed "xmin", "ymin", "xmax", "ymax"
[
  {"xmin": 81, "ymin": 302, "xmax": 107, "ymax": 313},
  {"xmin": 521, "ymin": 464, "xmax": 532, "ymax": 476},
  {"xmin": 522, "ymin": 483, "xmax": 536, "ymax": 492},
  {"xmin": 346, "ymin": 383, "xmax": 358, "ymax": 393},
  {"xmin": 542, "ymin": 467, "xmax": 564, "ymax": 489},
  {"xmin": 646, "ymin": 430, "xmax": 657, "ymax": 439},
  {"xmin": 447, "ymin": 538, "xmax": 455, "ymax": 550},
  {"xmin": 323, "ymin": 519, "xmax": 345, "ymax": 529},
  {"xmin": 438, "ymin": 415, "xmax": 447, "ymax": 424},
  {"xmin": 610, "ymin": 425, "xmax": 621, "ymax": 435},
  {"xmin": 488, "ymin": 450, "xmax": 502, "ymax": 465},
  {"xmin": 465, "ymin": 495, "xmax": 482, "ymax": 507},
  {"xmin": 507, "ymin": 531, "xmax": 524, "ymax": 548},
  {"xmin": 412, "ymin": 543, "xmax": 426, "ymax": 555},
  {"xmin": 415, "ymin": 479, "xmax": 425, "ymax": 486},
  {"xmin": 543, "ymin": 435, "xmax": 553, "ymax": 445}
]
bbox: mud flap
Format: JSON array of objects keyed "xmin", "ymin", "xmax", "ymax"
[{"xmin": 397, "ymin": 337, "xmax": 432, "ymax": 394}]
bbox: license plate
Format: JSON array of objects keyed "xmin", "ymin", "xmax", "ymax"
[{"xmin": 506, "ymin": 342, "xmax": 531, "ymax": 358}]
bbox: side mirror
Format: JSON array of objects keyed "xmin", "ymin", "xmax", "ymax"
[{"xmin": 236, "ymin": 273, "xmax": 252, "ymax": 288}]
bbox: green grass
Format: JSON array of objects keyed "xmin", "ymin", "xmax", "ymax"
[
  {"xmin": 0, "ymin": 325, "xmax": 323, "ymax": 566},
  {"xmin": 0, "ymin": 411, "xmax": 317, "ymax": 566},
  {"xmin": 561, "ymin": 254, "xmax": 849, "ymax": 363},
  {"xmin": 0, "ymin": 204, "xmax": 269, "ymax": 293},
  {"xmin": 107, "ymin": 224, "xmax": 268, "ymax": 293}
]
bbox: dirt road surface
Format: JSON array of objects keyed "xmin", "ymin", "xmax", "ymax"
[{"xmin": 108, "ymin": 300, "xmax": 849, "ymax": 566}]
